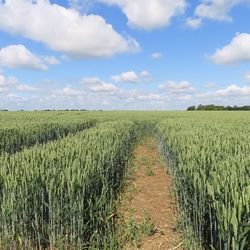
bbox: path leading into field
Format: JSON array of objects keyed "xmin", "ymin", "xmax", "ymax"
[{"xmin": 119, "ymin": 139, "xmax": 183, "ymax": 250}]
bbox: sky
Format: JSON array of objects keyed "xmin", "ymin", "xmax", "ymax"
[{"xmin": 0, "ymin": 0, "xmax": 250, "ymax": 110}]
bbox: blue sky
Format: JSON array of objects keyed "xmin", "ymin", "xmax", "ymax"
[{"xmin": 0, "ymin": 0, "xmax": 250, "ymax": 110}]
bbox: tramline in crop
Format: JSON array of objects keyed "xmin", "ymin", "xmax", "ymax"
[{"xmin": 0, "ymin": 111, "xmax": 249, "ymax": 249}]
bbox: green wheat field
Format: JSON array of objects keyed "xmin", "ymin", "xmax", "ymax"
[{"xmin": 0, "ymin": 111, "xmax": 249, "ymax": 249}]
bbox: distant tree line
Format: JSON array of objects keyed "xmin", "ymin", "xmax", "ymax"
[{"xmin": 187, "ymin": 104, "xmax": 250, "ymax": 111}]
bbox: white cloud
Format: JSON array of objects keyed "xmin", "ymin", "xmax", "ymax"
[
  {"xmin": 198, "ymin": 84, "xmax": 250, "ymax": 98},
  {"xmin": 0, "ymin": 45, "xmax": 51, "ymax": 70},
  {"xmin": 81, "ymin": 77, "xmax": 119, "ymax": 92},
  {"xmin": 244, "ymin": 72, "xmax": 250, "ymax": 83},
  {"xmin": 140, "ymin": 70, "xmax": 152, "ymax": 81},
  {"xmin": 0, "ymin": 72, "xmax": 41, "ymax": 94},
  {"xmin": 99, "ymin": 0, "xmax": 186, "ymax": 30},
  {"xmin": 159, "ymin": 81, "xmax": 196, "ymax": 93},
  {"xmin": 2, "ymin": 75, "xmax": 250, "ymax": 110},
  {"xmin": 186, "ymin": 17, "xmax": 202, "ymax": 29},
  {"xmin": 112, "ymin": 71, "xmax": 139, "ymax": 83},
  {"xmin": 137, "ymin": 93, "xmax": 162, "ymax": 101},
  {"xmin": 158, "ymin": 82, "xmax": 250, "ymax": 108},
  {"xmin": 210, "ymin": 33, "xmax": 250, "ymax": 65},
  {"xmin": 152, "ymin": 52, "xmax": 163, "ymax": 59},
  {"xmin": 0, "ymin": 92, "xmax": 27, "ymax": 110},
  {"xmin": 16, "ymin": 84, "xmax": 38, "ymax": 92},
  {"xmin": 62, "ymin": 86, "xmax": 85, "ymax": 96},
  {"xmin": 0, "ymin": 86, "xmax": 9, "ymax": 93},
  {"xmin": 42, "ymin": 56, "xmax": 60, "ymax": 65},
  {"xmin": 187, "ymin": 0, "xmax": 250, "ymax": 28},
  {"xmin": 0, "ymin": 0, "xmax": 139, "ymax": 58},
  {"xmin": 194, "ymin": 0, "xmax": 247, "ymax": 22},
  {"xmin": 112, "ymin": 70, "xmax": 152, "ymax": 83},
  {"xmin": 0, "ymin": 73, "xmax": 17, "ymax": 87}
]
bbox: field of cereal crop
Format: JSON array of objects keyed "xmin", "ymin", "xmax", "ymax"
[{"xmin": 0, "ymin": 111, "xmax": 249, "ymax": 249}]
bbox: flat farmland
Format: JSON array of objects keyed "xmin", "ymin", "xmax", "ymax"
[{"xmin": 0, "ymin": 111, "xmax": 249, "ymax": 249}]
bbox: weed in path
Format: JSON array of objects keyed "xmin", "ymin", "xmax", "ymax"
[
  {"xmin": 126, "ymin": 217, "xmax": 140, "ymax": 248},
  {"xmin": 139, "ymin": 156, "xmax": 148, "ymax": 165},
  {"xmin": 140, "ymin": 213, "xmax": 156, "ymax": 237},
  {"xmin": 145, "ymin": 165, "xmax": 155, "ymax": 176},
  {"xmin": 121, "ymin": 212, "xmax": 156, "ymax": 248},
  {"xmin": 146, "ymin": 142, "xmax": 154, "ymax": 151}
]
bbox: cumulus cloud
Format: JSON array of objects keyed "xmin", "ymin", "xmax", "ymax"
[
  {"xmin": 0, "ymin": 45, "xmax": 59, "ymax": 70},
  {"xmin": 0, "ymin": 93, "xmax": 26, "ymax": 109},
  {"xmin": 159, "ymin": 82, "xmax": 250, "ymax": 107},
  {"xmin": 0, "ymin": 86, "xmax": 9, "ymax": 93},
  {"xmin": 210, "ymin": 33, "xmax": 250, "ymax": 65},
  {"xmin": 137, "ymin": 93, "xmax": 162, "ymax": 101},
  {"xmin": 2, "ymin": 73, "xmax": 165, "ymax": 109},
  {"xmin": 62, "ymin": 86, "xmax": 85, "ymax": 96},
  {"xmin": 32, "ymin": 76, "xmax": 167, "ymax": 110},
  {"xmin": 0, "ymin": 0, "xmax": 139, "ymax": 58},
  {"xmin": 186, "ymin": 0, "xmax": 250, "ymax": 28},
  {"xmin": 99, "ymin": 0, "xmax": 186, "ymax": 30},
  {"xmin": 152, "ymin": 52, "xmax": 163, "ymax": 59},
  {"xmin": 140, "ymin": 70, "xmax": 152, "ymax": 81},
  {"xmin": 198, "ymin": 84, "xmax": 250, "ymax": 98},
  {"xmin": 112, "ymin": 70, "xmax": 152, "ymax": 83},
  {"xmin": 244, "ymin": 72, "xmax": 250, "ymax": 83},
  {"xmin": 0, "ymin": 72, "xmax": 41, "ymax": 94},
  {"xmin": 158, "ymin": 81, "xmax": 196, "ymax": 93},
  {"xmin": 186, "ymin": 17, "xmax": 202, "ymax": 29},
  {"xmin": 112, "ymin": 71, "xmax": 139, "ymax": 83},
  {"xmin": 0, "ymin": 74, "xmax": 17, "ymax": 87},
  {"xmin": 16, "ymin": 84, "xmax": 39, "ymax": 92},
  {"xmin": 2, "ymin": 74, "xmax": 250, "ymax": 110},
  {"xmin": 81, "ymin": 77, "xmax": 119, "ymax": 92},
  {"xmin": 194, "ymin": 0, "xmax": 248, "ymax": 22},
  {"xmin": 42, "ymin": 56, "xmax": 60, "ymax": 65}
]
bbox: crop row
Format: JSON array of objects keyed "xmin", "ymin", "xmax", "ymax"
[
  {"xmin": 0, "ymin": 120, "xmax": 138, "ymax": 249},
  {"xmin": 0, "ymin": 119, "xmax": 96, "ymax": 154},
  {"xmin": 156, "ymin": 118, "xmax": 250, "ymax": 249}
]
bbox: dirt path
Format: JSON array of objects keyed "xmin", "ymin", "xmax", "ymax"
[{"xmin": 118, "ymin": 139, "xmax": 183, "ymax": 250}]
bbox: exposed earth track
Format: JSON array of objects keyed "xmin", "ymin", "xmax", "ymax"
[{"xmin": 118, "ymin": 139, "xmax": 183, "ymax": 250}]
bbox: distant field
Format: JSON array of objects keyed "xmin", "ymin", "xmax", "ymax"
[{"xmin": 0, "ymin": 111, "xmax": 249, "ymax": 249}]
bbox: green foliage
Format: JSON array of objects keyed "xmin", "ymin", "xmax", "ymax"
[
  {"xmin": 0, "ymin": 121, "xmax": 138, "ymax": 248},
  {"xmin": 0, "ymin": 119, "xmax": 96, "ymax": 154},
  {"xmin": 187, "ymin": 105, "xmax": 196, "ymax": 111},
  {"xmin": 156, "ymin": 117, "xmax": 250, "ymax": 249},
  {"xmin": 188, "ymin": 104, "xmax": 250, "ymax": 111},
  {"xmin": 145, "ymin": 165, "xmax": 155, "ymax": 176},
  {"xmin": 139, "ymin": 213, "xmax": 155, "ymax": 236},
  {"xmin": 119, "ymin": 213, "xmax": 155, "ymax": 248},
  {"xmin": 127, "ymin": 218, "xmax": 140, "ymax": 247},
  {"xmin": 0, "ymin": 111, "xmax": 249, "ymax": 249}
]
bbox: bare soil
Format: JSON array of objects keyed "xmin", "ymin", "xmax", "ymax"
[{"xmin": 119, "ymin": 139, "xmax": 183, "ymax": 250}]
